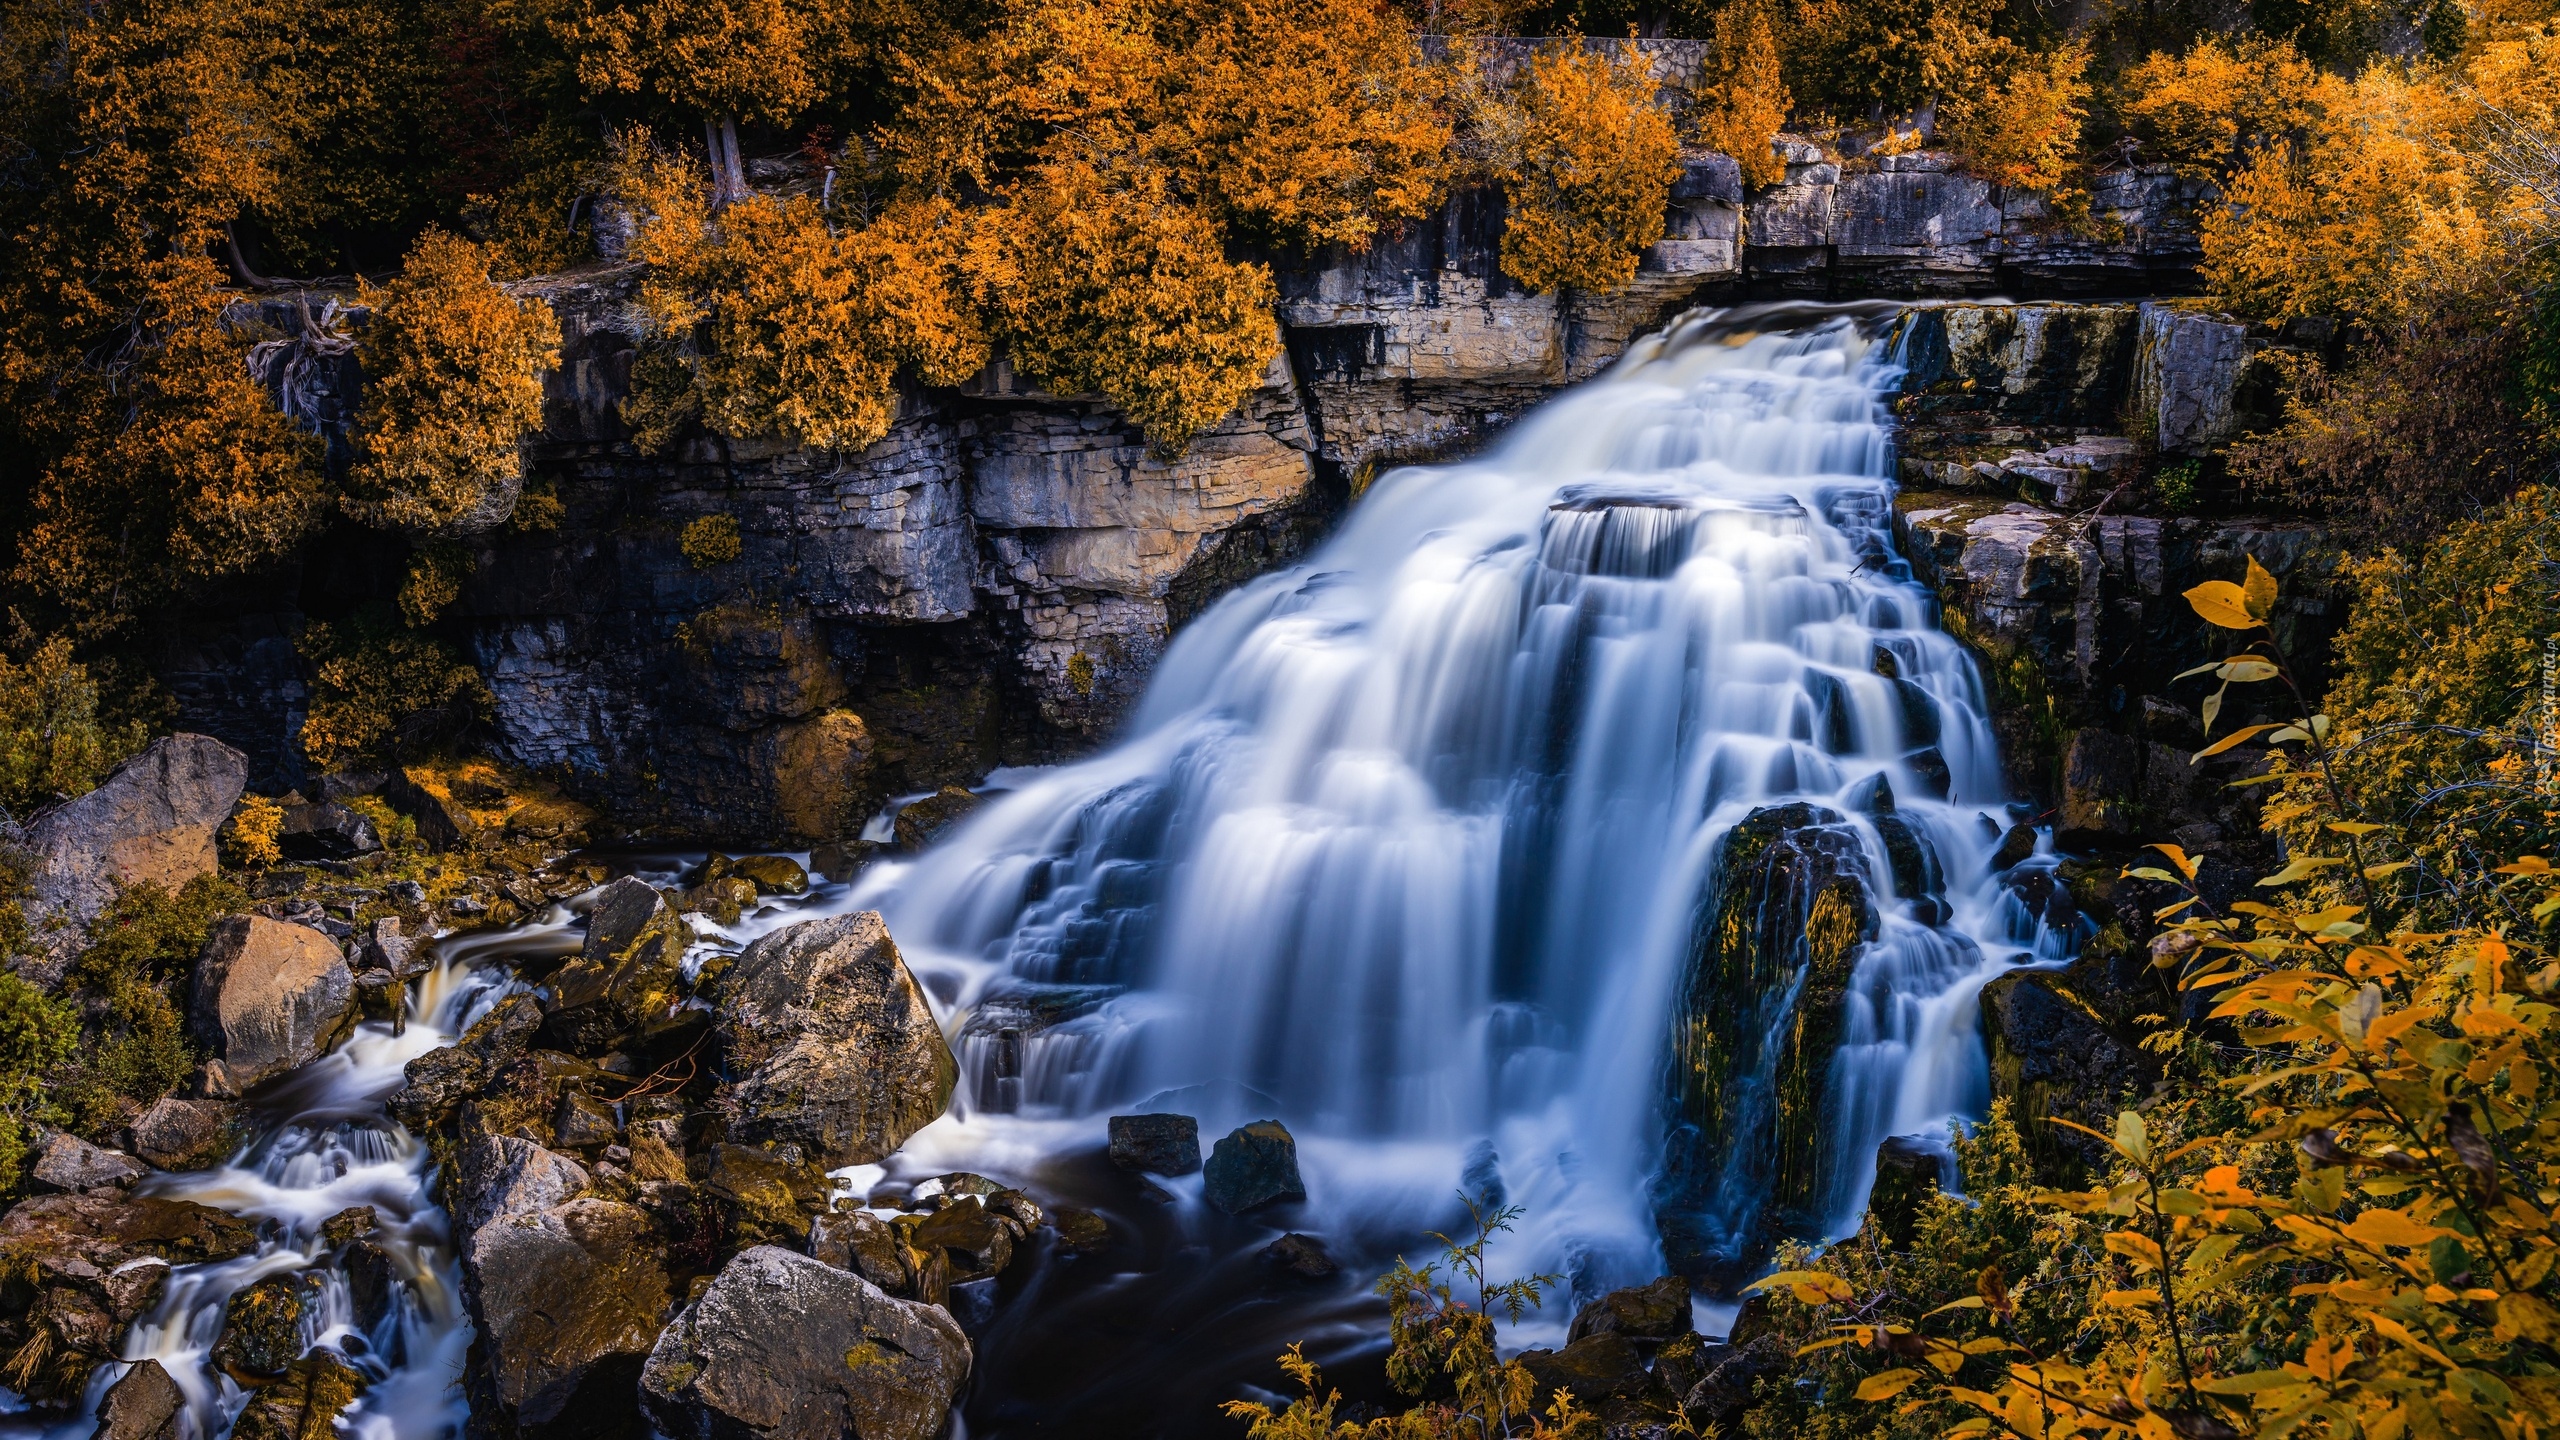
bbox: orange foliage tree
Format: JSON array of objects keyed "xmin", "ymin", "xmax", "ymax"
[
  {"xmin": 1478, "ymin": 41, "xmax": 1683, "ymax": 294},
  {"xmin": 1692, "ymin": 0, "xmax": 1792, "ymax": 189}
]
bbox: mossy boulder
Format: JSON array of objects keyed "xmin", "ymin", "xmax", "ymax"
[
  {"xmin": 212, "ymin": 1271, "xmax": 325, "ymax": 1380},
  {"xmin": 1978, "ymin": 970, "xmax": 2158, "ymax": 1177},
  {"xmin": 1660, "ymin": 802, "xmax": 1877, "ymax": 1280},
  {"xmin": 537, "ymin": 877, "xmax": 690, "ymax": 1056},
  {"xmin": 228, "ymin": 1354, "xmax": 363, "ymax": 1440}
]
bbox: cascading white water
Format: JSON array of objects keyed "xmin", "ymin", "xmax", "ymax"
[{"xmin": 855, "ymin": 304, "xmax": 2080, "ymax": 1314}]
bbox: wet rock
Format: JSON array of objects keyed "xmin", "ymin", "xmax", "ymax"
[
  {"xmin": 100, "ymin": 1261, "xmax": 168, "ymax": 1324},
  {"xmin": 704, "ymin": 853, "xmax": 808, "ymax": 896},
  {"xmin": 2059, "ymin": 729, "xmax": 2143, "ymax": 845},
  {"xmin": 554, "ymin": 1090, "xmax": 620, "ymax": 1150},
  {"xmin": 1203, "ymin": 1120, "xmax": 1306, "ymax": 1216},
  {"xmin": 714, "ymin": 911, "xmax": 956, "ymax": 1169},
  {"xmin": 703, "ymin": 1144, "xmax": 828, "ymax": 1245},
  {"xmin": 351, "ymin": 917, "xmax": 418, "ymax": 977},
  {"xmin": 809, "ymin": 1210, "xmax": 916, "ymax": 1296},
  {"xmin": 0, "ymin": 1193, "xmax": 246, "ymax": 1401},
  {"xmin": 320, "ymin": 1205, "xmax": 377, "ymax": 1247},
  {"xmin": 30, "ymin": 1133, "xmax": 144, "ymax": 1192},
  {"xmin": 228, "ymin": 1353, "xmax": 363, "ymax": 1440},
  {"xmin": 189, "ymin": 915, "xmax": 358, "ymax": 1095},
  {"xmin": 276, "ymin": 799, "xmax": 380, "ymax": 860},
  {"xmin": 893, "ymin": 786, "xmax": 981, "ymax": 851},
  {"xmin": 1991, "ymin": 823, "xmax": 2037, "ymax": 872},
  {"xmin": 681, "ymin": 875, "xmax": 757, "ymax": 925},
  {"xmin": 212, "ymin": 1270, "xmax": 325, "ymax": 1379},
  {"xmin": 1261, "ymin": 1233, "xmax": 1336, "ymax": 1278},
  {"xmin": 467, "ymin": 1197, "xmax": 673, "ymax": 1437},
  {"xmin": 388, "ymin": 992, "xmax": 541, "ymax": 1128},
  {"xmin": 344, "ymin": 1239, "xmax": 400, "ymax": 1331},
  {"xmin": 909, "ymin": 1195, "xmax": 1023, "ymax": 1283},
  {"xmin": 538, "ymin": 877, "xmax": 690, "ymax": 1055},
  {"xmin": 1516, "ymin": 1331, "xmax": 1657, "ymax": 1411},
  {"xmin": 638, "ymin": 1245, "xmax": 972, "ymax": 1440},
  {"xmin": 1681, "ymin": 1334, "xmax": 1792, "ymax": 1431},
  {"xmin": 91, "ymin": 1358, "xmax": 185, "ymax": 1440},
  {"xmin": 1980, "ymin": 970, "xmax": 2158, "ymax": 1174},
  {"xmin": 1107, "ymin": 1113, "xmax": 1201, "ymax": 1176},
  {"xmin": 19, "ymin": 734, "xmax": 247, "ymax": 981},
  {"xmin": 1863, "ymin": 1135, "xmax": 1946, "ymax": 1248},
  {"xmin": 1567, "ymin": 1274, "xmax": 1692, "ymax": 1343},
  {"xmin": 0, "ymin": 1192, "xmax": 260, "ymax": 1268},
  {"xmin": 1662, "ymin": 802, "xmax": 1877, "ymax": 1280},
  {"xmin": 1048, "ymin": 1207, "xmax": 1111, "ymax": 1255},
  {"xmin": 457, "ymin": 1135, "xmax": 593, "ymax": 1237}
]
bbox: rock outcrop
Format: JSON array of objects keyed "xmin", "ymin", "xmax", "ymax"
[
  {"xmin": 188, "ymin": 915, "xmax": 358, "ymax": 1096},
  {"xmin": 639, "ymin": 1245, "xmax": 972, "ymax": 1440},
  {"xmin": 713, "ymin": 911, "xmax": 955, "ymax": 1169},
  {"xmin": 0, "ymin": 1193, "xmax": 257, "ymax": 1406},
  {"xmin": 15, "ymin": 735, "xmax": 246, "ymax": 981},
  {"xmin": 538, "ymin": 876, "xmax": 691, "ymax": 1055},
  {"xmin": 1979, "ymin": 970, "xmax": 2158, "ymax": 1172}
]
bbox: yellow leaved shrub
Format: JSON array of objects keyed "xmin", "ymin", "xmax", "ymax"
[{"xmin": 1480, "ymin": 42, "xmax": 1683, "ymax": 295}]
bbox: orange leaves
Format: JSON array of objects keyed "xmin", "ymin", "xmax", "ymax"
[
  {"xmin": 1482, "ymin": 43, "xmax": 1681, "ymax": 295},
  {"xmin": 2120, "ymin": 37, "xmax": 2321, "ymax": 184},
  {"xmin": 344, "ymin": 230, "xmax": 562, "ymax": 533},
  {"xmin": 556, "ymin": 0, "xmax": 822, "ymax": 126},
  {"xmin": 1690, "ymin": 1, "xmax": 1791, "ymax": 189},
  {"xmin": 1931, "ymin": 35, "xmax": 2092, "ymax": 195}
]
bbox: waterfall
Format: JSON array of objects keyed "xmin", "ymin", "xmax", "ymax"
[{"xmin": 855, "ymin": 303, "xmax": 2081, "ymax": 1317}]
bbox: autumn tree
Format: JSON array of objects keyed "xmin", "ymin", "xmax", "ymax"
[
  {"xmin": 1478, "ymin": 42, "xmax": 1682, "ymax": 294},
  {"xmin": 557, "ymin": 0, "xmax": 825, "ymax": 206},
  {"xmin": 2118, "ymin": 37, "xmax": 2322, "ymax": 184},
  {"xmin": 344, "ymin": 230, "xmax": 563, "ymax": 532},
  {"xmin": 1691, "ymin": 0, "xmax": 1791, "ymax": 189},
  {"xmin": 1928, "ymin": 29, "xmax": 2090, "ymax": 194}
]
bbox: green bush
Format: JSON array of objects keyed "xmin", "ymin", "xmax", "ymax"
[
  {"xmin": 0, "ymin": 636, "xmax": 146, "ymax": 819},
  {"xmin": 0, "ymin": 972, "xmax": 76, "ymax": 1194},
  {"xmin": 50, "ymin": 875, "xmax": 242, "ymax": 1139}
]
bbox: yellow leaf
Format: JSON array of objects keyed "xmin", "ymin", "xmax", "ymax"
[
  {"xmin": 2194, "ymin": 722, "xmax": 2283, "ymax": 761},
  {"xmin": 2496, "ymin": 1292, "xmax": 2560, "ymax": 1343},
  {"xmin": 2243, "ymin": 554, "xmax": 2278, "ymax": 619},
  {"xmin": 2186, "ymin": 579, "xmax": 2261, "ymax": 629},
  {"xmin": 2099, "ymin": 1287, "xmax": 2163, "ymax": 1309},
  {"xmin": 1858, "ymin": 1368, "xmax": 1921, "ymax": 1401},
  {"xmin": 2363, "ymin": 861, "xmax": 2414, "ymax": 880},
  {"xmin": 2105, "ymin": 1231, "xmax": 2167, "ymax": 1271},
  {"xmin": 2258, "ymin": 855, "xmax": 2345, "ymax": 887},
  {"xmin": 2342, "ymin": 1208, "xmax": 2450, "ymax": 1250},
  {"xmin": 2327, "ymin": 821, "xmax": 2385, "ymax": 836},
  {"xmin": 2365, "ymin": 1314, "xmax": 2453, "ymax": 1367},
  {"xmin": 2494, "ymin": 857, "xmax": 2553, "ymax": 875}
]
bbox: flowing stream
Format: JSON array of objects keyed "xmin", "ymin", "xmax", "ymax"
[{"xmin": 9, "ymin": 303, "xmax": 2079, "ymax": 1439}]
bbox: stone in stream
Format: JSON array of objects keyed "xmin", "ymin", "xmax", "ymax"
[
  {"xmin": 90, "ymin": 1358, "xmax": 185, "ymax": 1440},
  {"xmin": 17, "ymin": 734, "xmax": 246, "ymax": 982},
  {"xmin": 212, "ymin": 1271, "xmax": 325, "ymax": 1380},
  {"xmin": 892, "ymin": 786, "xmax": 981, "ymax": 851},
  {"xmin": 228, "ymin": 1353, "xmax": 363, "ymax": 1440},
  {"xmin": 713, "ymin": 911, "xmax": 956, "ymax": 1170},
  {"xmin": 188, "ymin": 914, "xmax": 359, "ymax": 1096},
  {"xmin": 809, "ymin": 1210, "xmax": 917, "ymax": 1297},
  {"xmin": 1863, "ymin": 1134, "xmax": 1947, "ymax": 1248},
  {"xmin": 1107, "ymin": 1112, "xmax": 1201, "ymax": 1176},
  {"xmin": 721, "ymin": 853, "xmax": 808, "ymax": 894},
  {"xmin": 1567, "ymin": 1274, "xmax": 1692, "ymax": 1344},
  {"xmin": 1203, "ymin": 1121, "xmax": 1306, "ymax": 1215},
  {"xmin": 1261, "ymin": 1233, "xmax": 1336, "ymax": 1278},
  {"xmin": 538, "ymin": 877, "xmax": 691, "ymax": 1056},
  {"xmin": 28, "ymin": 1132, "xmax": 144, "ymax": 1193},
  {"xmin": 638, "ymin": 1246, "xmax": 971, "ymax": 1440},
  {"xmin": 389, "ymin": 992, "xmax": 542, "ymax": 1128},
  {"xmin": 1658, "ymin": 801, "xmax": 1878, "ymax": 1282},
  {"xmin": 466, "ymin": 1196, "xmax": 673, "ymax": 1437},
  {"xmin": 1514, "ymin": 1330, "xmax": 1659, "ymax": 1413}
]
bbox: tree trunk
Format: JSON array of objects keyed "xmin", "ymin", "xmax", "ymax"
[
  {"xmin": 705, "ymin": 118, "xmax": 732, "ymax": 210},
  {"xmin": 720, "ymin": 117, "xmax": 747, "ymax": 207}
]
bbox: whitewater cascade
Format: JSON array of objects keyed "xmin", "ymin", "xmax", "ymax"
[{"xmin": 857, "ymin": 304, "xmax": 2081, "ymax": 1314}]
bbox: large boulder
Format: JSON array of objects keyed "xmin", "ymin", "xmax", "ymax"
[
  {"xmin": 227, "ymin": 1353, "xmax": 362, "ymax": 1440},
  {"xmin": 455, "ymin": 1135, "xmax": 593, "ymax": 1238},
  {"xmin": 28, "ymin": 1132, "xmax": 143, "ymax": 1192},
  {"xmin": 188, "ymin": 915, "xmax": 358, "ymax": 1096},
  {"xmin": 2132, "ymin": 302, "xmax": 2272, "ymax": 458},
  {"xmin": 123, "ymin": 1097, "xmax": 243, "ymax": 1171},
  {"xmin": 537, "ymin": 877, "xmax": 690, "ymax": 1055},
  {"xmin": 465, "ymin": 1196, "xmax": 672, "ymax": 1438},
  {"xmin": 17, "ymin": 735, "xmax": 246, "ymax": 981},
  {"xmin": 1203, "ymin": 1121, "xmax": 1305, "ymax": 1216},
  {"xmin": 211, "ymin": 1270, "xmax": 324, "ymax": 1380},
  {"xmin": 638, "ymin": 1245, "xmax": 971, "ymax": 1440},
  {"xmin": 1567, "ymin": 1275, "xmax": 1692, "ymax": 1344},
  {"xmin": 1979, "ymin": 970, "xmax": 2158, "ymax": 1174},
  {"xmin": 0, "ymin": 1193, "xmax": 257, "ymax": 1406},
  {"xmin": 713, "ymin": 911, "xmax": 955, "ymax": 1170}
]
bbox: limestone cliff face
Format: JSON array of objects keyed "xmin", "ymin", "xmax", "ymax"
[{"xmin": 162, "ymin": 163, "xmax": 2253, "ymax": 844}]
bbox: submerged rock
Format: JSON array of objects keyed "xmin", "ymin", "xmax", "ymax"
[
  {"xmin": 188, "ymin": 915, "xmax": 358, "ymax": 1096},
  {"xmin": 388, "ymin": 993, "xmax": 541, "ymax": 1128},
  {"xmin": 1261, "ymin": 1233, "xmax": 1336, "ymax": 1278},
  {"xmin": 714, "ymin": 911, "xmax": 955, "ymax": 1170},
  {"xmin": 639, "ymin": 1246, "xmax": 971, "ymax": 1440},
  {"xmin": 1203, "ymin": 1121, "xmax": 1305, "ymax": 1215},
  {"xmin": 1107, "ymin": 1113, "xmax": 1201, "ymax": 1176}
]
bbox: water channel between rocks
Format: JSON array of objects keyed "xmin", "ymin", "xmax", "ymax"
[{"xmin": 17, "ymin": 302, "xmax": 2087, "ymax": 1440}]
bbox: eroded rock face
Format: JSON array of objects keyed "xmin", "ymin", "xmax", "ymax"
[
  {"xmin": 715, "ymin": 911, "xmax": 956, "ymax": 1170},
  {"xmin": 466, "ymin": 1193, "xmax": 671, "ymax": 1438},
  {"xmin": 18, "ymin": 734, "xmax": 246, "ymax": 980},
  {"xmin": 188, "ymin": 915, "xmax": 357, "ymax": 1096},
  {"xmin": 1979, "ymin": 969, "xmax": 2157, "ymax": 1171},
  {"xmin": 388, "ymin": 992, "xmax": 541, "ymax": 1128},
  {"xmin": 2133, "ymin": 302, "xmax": 2281, "ymax": 458},
  {"xmin": 0, "ymin": 1194, "xmax": 257, "ymax": 1406},
  {"xmin": 638, "ymin": 1246, "xmax": 971, "ymax": 1440}
]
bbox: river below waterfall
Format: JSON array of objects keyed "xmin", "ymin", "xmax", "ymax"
[{"xmin": 11, "ymin": 302, "xmax": 2082, "ymax": 1440}]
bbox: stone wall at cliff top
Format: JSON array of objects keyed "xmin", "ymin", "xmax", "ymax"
[{"xmin": 165, "ymin": 155, "xmax": 2229, "ymax": 844}]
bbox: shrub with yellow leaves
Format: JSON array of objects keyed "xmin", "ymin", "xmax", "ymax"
[
  {"xmin": 298, "ymin": 609, "xmax": 492, "ymax": 771},
  {"xmin": 1930, "ymin": 33, "xmax": 2091, "ymax": 195},
  {"xmin": 2119, "ymin": 38, "xmax": 2322, "ymax": 185},
  {"xmin": 1767, "ymin": 558, "xmax": 2560, "ymax": 1440},
  {"xmin": 0, "ymin": 636, "xmax": 146, "ymax": 818},
  {"xmin": 344, "ymin": 231, "xmax": 562, "ymax": 533},
  {"xmin": 983, "ymin": 159, "xmax": 1279, "ymax": 455},
  {"xmin": 1691, "ymin": 0, "xmax": 1792, "ymax": 190},
  {"xmin": 1480, "ymin": 42, "xmax": 1683, "ymax": 295}
]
